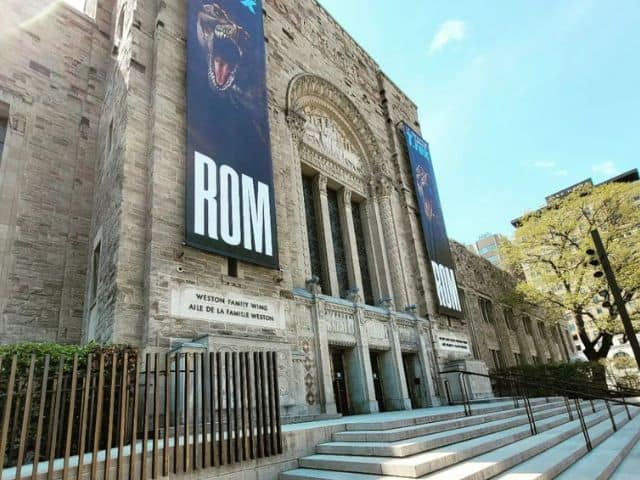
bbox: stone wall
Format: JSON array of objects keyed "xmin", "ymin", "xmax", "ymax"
[
  {"xmin": 450, "ymin": 240, "xmax": 570, "ymax": 368},
  {"xmin": 0, "ymin": 1, "xmax": 112, "ymax": 344}
]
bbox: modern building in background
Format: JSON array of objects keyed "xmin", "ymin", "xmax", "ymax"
[
  {"xmin": 468, "ymin": 233, "xmax": 506, "ymax": 267},
  {"xmin": 511, "ymin": 169, "xmax": 639, "ymax": 228}
]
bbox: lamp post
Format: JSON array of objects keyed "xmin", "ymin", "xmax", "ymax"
[{"xmin": 587, "ymin": 229, "xmax": 640, "ymax": 369}]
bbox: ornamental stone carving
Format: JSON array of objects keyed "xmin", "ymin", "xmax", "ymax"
[
  {"xmin": 302, "ymin": 109, "xmax": 362, "ymax": 172},
  {"xmin": 286, "ymin": 74, "xmax": 388, "ymax": 177},
  {"xmin": 286, "ymin": 111, "xmax": 307, "ymax": 145}
]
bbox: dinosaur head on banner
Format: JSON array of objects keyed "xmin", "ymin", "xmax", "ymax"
[{"xmin": 197, "ymin": 2, "xmax": 250, "ymax": 92}]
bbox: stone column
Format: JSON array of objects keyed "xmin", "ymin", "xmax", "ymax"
[
  {"xmin": 383, "ymin": 315, "xmax": 412, "ymax": 410},
  {"xmin": 338, "ymin": 188, "xmax": 363, "ymax": 296},
  {"xmin": 376, "ymin": 177, "xmax": 407, "ymax": 309},
  {"xmin": 495, "ymin": 310, "xmax": 516, "ymax": 367},
  {"xmin": 514, "ymin": 320, "xmax": 533, "ymax": 365},
  {"xmin": 363, "ymin": 182, "xmax": 393, "ymax": 304},
  {"xmin": 415, "ymin": 318, "xmax": 440, "ymax": 407},
  {"xmin": 311, "ymin": 295, "xmax": 338, "ymax": 415},
  {"xmin": 347, "ymin": 302, "xmax": 379, "ymax": 413},
  {"xmin": 314, "ymin": 174, "xmax": 339, "ymax": 297},
  {"xmin": 557, "ymin": 324, "xmax": 571, "ymax": 361},
  {"xmin": 528, "ymin": 316, "xmax": 547, "ymax": 362}
]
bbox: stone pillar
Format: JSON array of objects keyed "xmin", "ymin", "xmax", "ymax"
[
  {"xmin": 496, "ymin": 310, "xmax": 516, "ymax": 367},
  {"xmin": 528, "ymin": 317, "xmax": 547, "ymax": 362},
  {"xmin": 363, "ymin": 183, "xmax": 393, "ymax": 304},
  {"xmin": 347, "ymin": 304, "xmax": 379, "ymax": 414},
  {"xmin": 416, "ymin": 318, "xmax": 440, "ymax": 406},
  {"xmin": 514, "ymin": 320, "xmax": 533, "ymax": 365},
  {"xmin": 338, "ymin": 188, "xmax": 363, "ymax": 296},
  {"xmin": 286, "ymin": 112, "xmax": 311, "ymax": 288},
  {"xmin": 557, "ymin": 324, "xmax": 571, "ymax": 361},
  {"xmin": 311, "ymin": 295, "xmax": 338, "ymax": 415},
  {"xmin": 314, "ymin": 174, "xmax": 339, "ymax": 297},
  {"xmin": 376, "ymin": 177, "xmax": 407, "ymax": 309},
  {"xmin": 383, "ymin": 316, "xmax": 412, "ymax": 410}
]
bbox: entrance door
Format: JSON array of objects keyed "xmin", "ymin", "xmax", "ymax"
[
  {"xmin": 369, "ymin": 352, "xmax": 386, "ymax": 412},
  {"xmin": 402, "ymin": 353, "xmax": 421, "ymax": 409},
  {"xmin": 330, "ymin": 349, "xmax": 350, "ymax": 415}
]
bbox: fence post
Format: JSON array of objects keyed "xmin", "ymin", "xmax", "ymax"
[
  {"xmin": 16, "ymin": 355, "xmax": 37, "ymax": 479},
  {"xmin": 32, "ymin": 356, "xmax": 51, "ymax": 480},
  {"xmin": 61, "ymin": 355, "xmax": 78, "ymax": 480}
]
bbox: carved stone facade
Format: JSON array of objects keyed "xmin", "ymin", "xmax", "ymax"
[{"xmin": 0, "ymin": 0, "xmax": 572, "ymax": 421}]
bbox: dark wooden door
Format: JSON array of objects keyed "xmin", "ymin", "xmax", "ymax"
[
  {"xmin": 330, "ymin": 349, "xmax": 350, "ymax": 415},
  {"xmin": 369, "ymin": 352, "xmax": 386, "ymax": 412}
]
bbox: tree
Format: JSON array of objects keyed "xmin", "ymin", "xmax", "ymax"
[{"xmin": 501, "ymin": 181, "xmax": 640, "ymax": 362}]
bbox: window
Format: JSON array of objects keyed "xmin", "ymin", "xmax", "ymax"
[
  {"xmin": 490, "ymin": 348, "xmax": 504, "ymax": 370},
  {"xmin": 90, "ymin": 241, "xmax": 101, "ymax": 305},
  {"xmin": 523, "ymin": 315, "xmax": 533, "ymax": 335},
  {"xmin": 302, "ymin": 175, "xmax": 323, "ymax": 290},
  {"xmin": 352, "ymin": 201, "xmax": 374, "ymax": 305},
  {"xmin": 227, "ymin": 258, "xmax": 238, "ymax": 278},
  {"xmin": 107, "ymin": 119, "xmax": 114, "ymax": 154},
  {"xmin": 538, "ymin": 321, "xmax": 546, "ymax": 338},
  {"xmin": 479, "ymin": 297, "xmax": 494, "ymax": 323},
  {"xmin": 514, "ymin": 352, "xmax": 523, "ymax": 365},
  {"xmin": 486, "ymin": 255, "xmax": 500, "ymax": 264},
  {"xmin": 479, "ymin": 244, "xmax": 497, "ymax": 255},
  {"xmin": 327, "ymin": 189, "xmax": 349, "ymax": 298},
  {"xmin": 0, "ymin": 110, "xmax": 7, "ymax": 162},
  {"xmin": 572, "ymin": 334, "xmax": 579, "ymax": 341},
  {"xmin": 503, "ymin": 307, "xmax": 515, "ymax": 331},
  {"xmin": 531, "ymin": 354, "xmax": 539, "ymax": 365}
]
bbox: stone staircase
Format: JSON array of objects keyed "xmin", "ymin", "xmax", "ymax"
[{"xmin": 281, "ymin": 398, "xmax": 640, "ymax": 480}]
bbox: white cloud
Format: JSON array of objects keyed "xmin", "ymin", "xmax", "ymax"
[
  {"xmin": 592, "ymin": 161, "xmax": 618, "ymax": 177},
  {"xmin": 429, "ymin": 20, "xmax": 466, "ymax": 55},
  {"xmin": 552, "ymin": 169, "xmax": 569, "ymax": 177},
  {"xmin": 534, "ymin": 160, "xmax": 556, "ymax": 169}
]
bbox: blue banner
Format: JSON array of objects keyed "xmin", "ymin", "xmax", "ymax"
[
  {"xmin": 402, "ymin": 124, "xmax": 462, "ymax": 317},
  {"xmin": 186, "ymin": 0, "xmax": 278, "ymax": 268}
]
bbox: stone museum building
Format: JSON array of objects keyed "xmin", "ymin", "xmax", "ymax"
[{"xmin": 0, "ymin": 0, "xmax": 571, "ymax": 421}]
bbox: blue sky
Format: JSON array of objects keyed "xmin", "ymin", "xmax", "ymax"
[{"xmin": 317, "ymin": 0, "xmax": 640, "ymax": 244}]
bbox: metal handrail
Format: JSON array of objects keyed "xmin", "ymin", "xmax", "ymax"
[
  {"xmin": 495, "ymin": 368, "xmax": 640, "ymax": 398},
  {"xmin": 439, "ymin": 369, "xmax": 640, "ymax": 452}
]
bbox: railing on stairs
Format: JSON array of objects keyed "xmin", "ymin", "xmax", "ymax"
[
  {"xmin": 440, "ymin": 369, "xmax": 640, "ymax": 453},
  {"xmin": 0, "ymin": 350, "xmax": 283, "ymax": 480}
]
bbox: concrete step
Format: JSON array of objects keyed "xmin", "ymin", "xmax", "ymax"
[
  {"xmin": 290, "ymin": 402, "xmax": 606, "ymax": 478},
  {"xmin": 611, "ymin": 426, "xmax": 640, "ymax": 480},
  {"xmin": 418, "ymin": 406, "xmax": 624, "ymax": 480},
  {"xmin": 334, "ymin": 400, "xmax": 567, "ymax": 443},
  {"xmin": 344, "ymin": 398, "xmax": 562, "ymax": 432},
  {"xmin": 319, "ymin": 402, "xmax": 572, "ymax": 457},
  {"xmin": 280, "ymin": 407, "xmax": 622, "ymax": 480},
  {"xmin": 497, "ymin": 408, "xmax": 639, "ymax": 480}
]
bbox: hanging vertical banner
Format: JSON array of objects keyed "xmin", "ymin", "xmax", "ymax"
[
  {"xmin": 402, "ymin": 123, "xmax": 463, "ymax": 317},
  {"xmin": 186, "ymin": 0, "xmax": 278, "ymax": 268}
]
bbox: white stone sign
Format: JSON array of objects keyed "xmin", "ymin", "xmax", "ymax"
[
  {"xmin": 171, "ymin": 287, "xmax": 283, "ymax": 329},
  {"xmin": 437, "ymin": 332, "xmax": 471, "ymax": 353}
]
